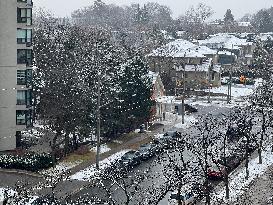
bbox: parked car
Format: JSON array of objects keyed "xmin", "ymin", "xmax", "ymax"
[
  {"xmin": 169, "ymin": 191, "xmax": 196, "ymax": 205},
  {"xmin": 163, "ymin": 131, "xmax": 181, "ymax": 139},
  {"xmin": 120, "ymin": 150, "xmax": 141, "ymax": 168},
  {"xmin": 185, "ymin": 104, "xmax": 198, "ymax": 113},
  {"xmin": 138, "ymin": 143, "xmax": 157, "ymax": 160},
  {"xmin": 30, "ymin": 196, "xmax": 60, "ymax": 205},
  {"xmin": 207, "ymin": 164, "xmax": 225, "ymax": 180}
]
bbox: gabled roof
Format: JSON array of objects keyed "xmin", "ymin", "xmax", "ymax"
[
  {"xmin": 199, "ymin": 33, "xmax": 253, "ymax": 50},
  {"xmin": 148, "ymin": 39, "xmax": 214, "ymax": 58}
]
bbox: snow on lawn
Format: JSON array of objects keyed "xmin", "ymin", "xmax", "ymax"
[
  {"xmin": 212, "ymin": 146, "xmax": 273, "ymax": 203},
  {"xmin": 69, "ymin": 149, "xmax": 131, "ymax": 181},
  {"xmin": 90, "ymin": 144, "xmax": 111, "ymax": 154},
  {"xmin": 39, "ymin": 161, "xmax": 82, "ymax": 177},
  {"xmin": 204, "ymin": 84, "xmax": 254, "ymax": 98},
  {"xmin": 174, "ymin": 115, "xmax": 197, "ymax": 129}
]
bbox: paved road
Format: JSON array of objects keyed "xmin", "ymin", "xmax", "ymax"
[{"xmin": 68, "ymin": 103, "xmax": 233, "ymax": 205}]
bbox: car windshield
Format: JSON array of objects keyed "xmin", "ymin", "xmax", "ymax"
[
  {"xmin": 164, "ymin": 131, "xmax": 176, "ymax": 136},
  {"xmin": 139, "ymin": 144, "xmax": 151, "ymax": 150},
  {"xmin": 122, "ymin": 152, "xmax": 135, "ymax": 159}
]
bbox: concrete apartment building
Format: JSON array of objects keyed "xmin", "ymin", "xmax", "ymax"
[{"xmin": 0, "ymin": 0, "xmax": 33, "ymax": 151}]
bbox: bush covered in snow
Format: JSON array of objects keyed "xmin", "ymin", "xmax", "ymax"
[{"xmin": 0, "ymin": 153, "xmax": 53, "ymax": 172}]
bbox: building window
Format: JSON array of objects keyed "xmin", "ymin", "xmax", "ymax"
[
  {"xmin": 17, "ymin": 0, "xmax": 33, "ymax": 5},
  {"xmin": 17, "ymin": 8, "xmax": 32, "ymax": 25},
  {"xmin": 26, "ymin": 69, "xmax": 32, "ymax": 87},
  {"xmin": 17, "ymin": 49, "xmax": 32, "ymax": 65},
  {"xmin": 16, "ymin": 110, "xmax": 26, "ymax": 125},
  {"xmin": 17, "ymin": 70, "xmax": 26, "ymax": 85},
  {"xmin": 26, "ymin": 109, "xmax": 32, "ymax": 127},
  {"xmin": 16, "ymin": 110, "xmax": 32, "ymax": 126},
  {"xmin": 26, "ymin": 90, "xmax": 32, "ymax": 107},
  {"xmin": 17, "ymin": 29, "xmax": 32, "ymax": 45},
  {"xmin": 17, "ymin": 90, "xmax": 26, "ymax": 105}
]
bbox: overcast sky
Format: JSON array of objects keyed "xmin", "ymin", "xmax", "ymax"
[{"xmin": 34, "ymin": 0, "xmax": 273, "ymax": 20}]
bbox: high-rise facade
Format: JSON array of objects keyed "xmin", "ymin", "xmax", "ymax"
[{"xmin": 0, "ymin": 0, "xmax": 33, "ymax": 151}]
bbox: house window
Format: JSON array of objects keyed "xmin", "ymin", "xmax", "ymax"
[
  {"xmin": 17, "ymin": 90, "xmax": 26, "ymax": 105},
  {"xmin": 17, "ymin": 70, "xmax": 26, "ymax": 85},
  {"xmin": 17, "ymin": 8, "xmax": 32, "ymax": 25},
  {"xmin": 16, "ymin": 110, "xmax": 26, "ymax": 125},
  {"xmin": 17, "ymin": 49, "xmax": 32, "ymax": 65},
  {"xmin": 17, "ymin": 29, "xmax": 32, "ymax": 44}
]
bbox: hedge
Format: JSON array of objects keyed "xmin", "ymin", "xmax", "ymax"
[{"xmin": 0, "ymin": 153, "xmax": 53, "ymax": 172}]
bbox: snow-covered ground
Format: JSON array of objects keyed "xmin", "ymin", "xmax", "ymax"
[
  {"xmin": 90, "ymin": 144, "xmax": 111, "ymax": 154},
  {"xmin": 204, "ymin": 84, "xmax": 254, "ymax": 98},
  {"xmin": 211, "ymin": 145, "xmax": 273, "ymax": 203},
  {"xmin": 174, "ymin": 115, "xmax": 197, "ymax": 129},
  {"xmin": 39, "ymin": 161, "xmax": 82, "ymax": 177},
  {"xmin": 69, "ymin": 149, "xmax": 131, "ymax": 181}
]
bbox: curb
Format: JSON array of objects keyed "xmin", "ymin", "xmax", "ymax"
[{"xmin": 0, "ymin": 168, "xmax": 43, "ymax": 178}]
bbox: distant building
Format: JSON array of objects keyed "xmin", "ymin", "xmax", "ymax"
[
  {"xmin": 147, "ymin": 39, "xmax": 221, "ymax": 95},
  {"xmin": 0, "ymin": 0, "xmax": 33, "ymax": 151}
]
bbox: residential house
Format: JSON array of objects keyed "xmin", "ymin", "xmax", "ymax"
[{"xmin": 147, "ymin": 39, "xmax": 221, "ymax": 95}]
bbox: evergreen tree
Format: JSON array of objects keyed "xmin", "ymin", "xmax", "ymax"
[
  {"xmin": 253, "ymin": 9, "xmax": 273, "ymax": 33},
  {"xmin": 224, "ymin": 9, "xmax": 234, "ymax": 23},
  {"xmin": 118, "ymin": 55, "xmax": 154, "ymax": 131}
]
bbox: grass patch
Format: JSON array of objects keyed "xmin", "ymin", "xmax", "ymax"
[
  {"xmin": 127, "ymin": 136, "xmax": 153, "ymax": 150},
  {"xmin": 63, "ymin": 151, "xmax": 95, "ymax": 163},
  {"xmin": 119, "ymin": 132, "xmax": 140, "ymax": 142}
]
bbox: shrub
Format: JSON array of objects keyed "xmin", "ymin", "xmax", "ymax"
[{"xmin": 0, "ymin": 152, "xmax": 53, "ymax": 172}]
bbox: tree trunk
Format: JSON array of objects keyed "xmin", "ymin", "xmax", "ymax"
[
  {"xmin": 51, "ymin": 130, "xmax": 61, "ymax": 166},
  {"xmin": 259, "ymin": 111, "xmax": 266, "ymax": 164},
  {"xmin": 245, "ymin": 152, "xmax": 249, "ymax": 179},
  {"xmin": 64, "ymin": 133, "xmax": 70, "ymax": 156},
  {"xmin": 224, "ymin": 171, "xmax": 229, "ymax": 199},
  {"xmin": 177, "ymin": 183, "xmax": 183, "ymax": 205}
]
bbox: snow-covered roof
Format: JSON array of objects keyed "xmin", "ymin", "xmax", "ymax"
[
  {"xmin": 218, "ymin": 50, "xmax": 235, "ymax": 56},
  {"xmin": 199, "ymin": 33, "xmax": 252, "ymax": 50},
  {"xmin": 193, "ymin": 45, "xmax": 217, "ymax": 55},
  {"xmin": 238, "ymin": 22, "xmax": 252, "ymax": 27},
  {"xmin": 259, "ymin": 34, "xmax": 273, "ymax": 41},
  {"xmin": 148, "ymin": 39, "xmax": 214, "ymax": 58},
  {"xmin": 148, "ymin": 39, "xmax": 196, "ymax": 57}
]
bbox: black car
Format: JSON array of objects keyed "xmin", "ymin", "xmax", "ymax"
[
  {"xmin": 120, "ymin": 150, "xmax": 141, "ymax": 168},
  {"xmin": 138, "ymin": 143, "xmax": 157, "ymax": 160},
  {"xmin": 185, "ymin": 104, "xmax": 198, "ymax": 113},
  {"xmin": 30, "ymin": 196, "xmax": 59, "ymax": 205},
  {"xmin": 163, "ymin": 131, "xmax": 181, "ymax": 139},
  {"xmin": 153, "ymin": 136, "xmax": 174, "ymax": 150}
]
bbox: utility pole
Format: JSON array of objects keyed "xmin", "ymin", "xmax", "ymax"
[
  {"xmin": 182, "ymin": 62, "xmax": 186, "ymax": 124},
  {"xmin": 96, "ymin": 72, "xmax": 101, "ymax": 169},
  {"xmin": 227, "ymin": 65, "xmax": 232, "ymax": 104},
  {"xmin": 208, "ymin": 61, "xmax": 213, "ymax": 103}
]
